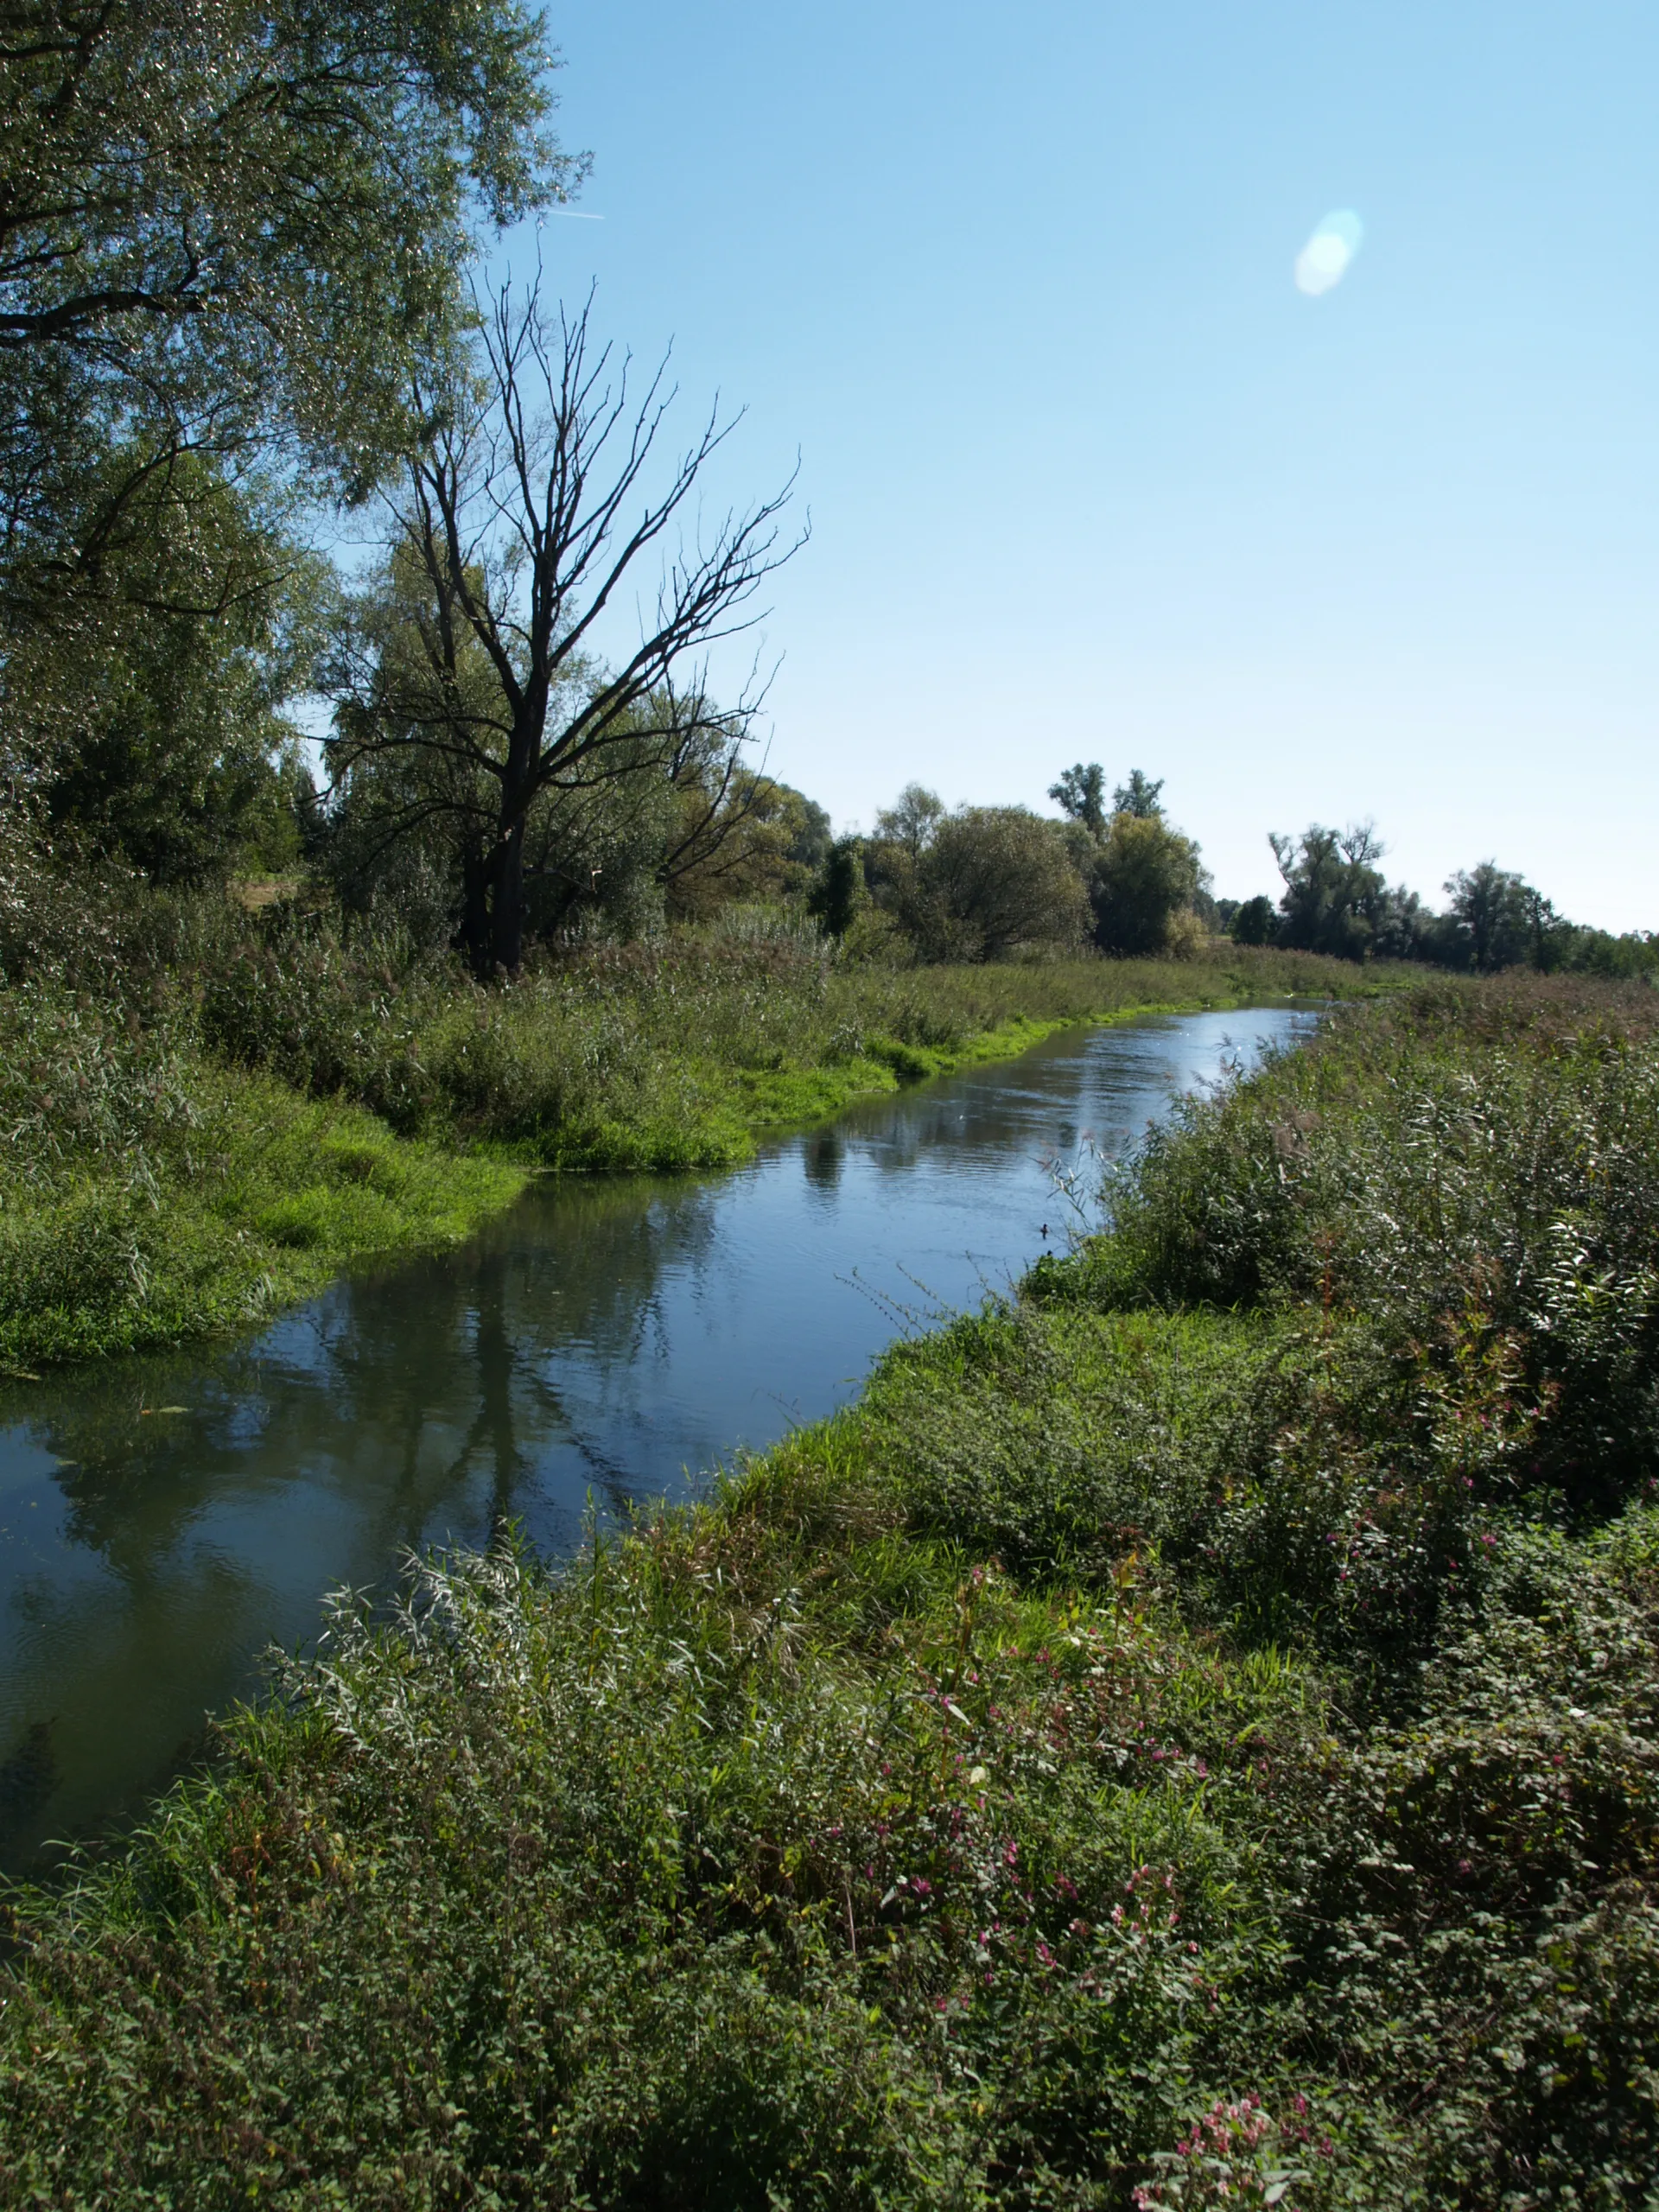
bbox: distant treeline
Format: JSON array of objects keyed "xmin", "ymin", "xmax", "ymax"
[{"xmin": 1222, "ymin": 822, "xmax": 1656, "ymax": 977}]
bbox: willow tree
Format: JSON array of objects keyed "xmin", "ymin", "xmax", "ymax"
[
  {"xmin": 1, "ymin": 0, "xmax": 577, "ymax": 863},
  {"xmin": 331, "ymin": 278, "xmax": 802, "ymax": 975}
]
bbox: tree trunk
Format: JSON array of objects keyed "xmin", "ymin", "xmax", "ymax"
[
  {"xmin": 490, "ymin": 819, "xmax": 527, "ymax": 976},
  {"xmin": 456, "ymin": 847, "xmax": 492, "ymax": 981}
]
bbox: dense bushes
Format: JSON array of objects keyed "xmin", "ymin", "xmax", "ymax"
[
  {"xmin": 6, "ymin": 976, "xmax": 1659, "ymax": 2205},
  {"xmin": 1066, "ymin": 977, "xmax": 1659, "ymax": 1516}
]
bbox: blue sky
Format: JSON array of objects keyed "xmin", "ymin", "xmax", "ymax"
[{"xmin": 510, "ymin": 1, "xmax": 1659, "ymax": 928}]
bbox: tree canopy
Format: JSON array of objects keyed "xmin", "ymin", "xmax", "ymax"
[
  {"xmin": 1, "ymin": 0, "xmax": 579, "ymax": 878},
  {"xmin": 1, "ymin": 0, "xmax": 576, "ymax": 524}
]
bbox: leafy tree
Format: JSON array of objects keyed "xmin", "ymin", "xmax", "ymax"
[
  {"xmin": 2, "ymin": 446, "xmax": 329, "ymax": 880},
  {"xmin": 874, "ymin": 783, "xmax": 946, "ymax": 859},
  {"xmin": 785, "ymin": 795, "xmax": 833, "ymax": 876},
  {"xmin": 1047, "ymin": 761, "xmax": 1107, "ymax": 841},
  {"xmin": 328, "ymin": 279, "xmax": 801, "ymax": 975},
  {"xmin": 1230, "ymin": 893, "xmax": 1275, "ymax": 946},
  {"xmin": 1088, "ymin": 811, "xmax": 1203, "ymax": 955},
  {"xmin": 866, "ymin": 792, "xmax": 1087, "ymax": 961},
  {"xmin": 1111, "ymin": 768, "xmax": 1165, "ymax": 819},
  {"xmin": 1, "ymin": 0, "xmax": 576, "ymax": 893},
  {"xmin": 326, "ymin": 575, "xmax": 796, "ymax": 949},
  {"xmin": 1445, "ymin": 861, "xmax": 1547, "ymax": 973},
  {"xmin": 1269, "ymin": 822, "xmax": 1394, "ymax": 961},
  {"xmin": 664, "ymin": 775, "xmax": 833, "ymax": 921},
  {"xmin": 912, "ymin": 807, "xmax": 1090, "ymax": 962},
  {"xmin": 1049, "ymin": 763, "xmax": 1166, "ymax": 838},
  {"xmin": 1, "ymin": 0, "xmax": 575, "ymax": 559},
  {"xmin": 807, "ymin": 836, "xmax": 865, "ymax": 940}
]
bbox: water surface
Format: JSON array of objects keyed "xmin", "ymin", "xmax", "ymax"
[{"xmin": 0, "ymin": 1005, "xmax": 1315, "ymax": 1868}]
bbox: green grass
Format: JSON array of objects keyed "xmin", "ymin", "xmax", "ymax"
[
  {"xmin": 0, "ymin": 930, "xmax": 1398, "ymax": 1365},
  {"xmin": 0, "ymin": 1022, "xmax": 527, "ymax": 1370},
  {"xmin": 6, "ymin": 974, "xmax": 1658, "ymax": 2206},
  {"xmin": 196, "ymin": 936, "xmax": 1397, "ymax": 1174}
]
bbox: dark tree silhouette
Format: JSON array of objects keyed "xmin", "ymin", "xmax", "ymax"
[{"xmin": 332, "ymin": 276, "xmax": 803, "ymax": 975}]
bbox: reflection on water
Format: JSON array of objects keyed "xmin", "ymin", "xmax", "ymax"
[{"xmin": 0, "ymin": 1005, "xmax": 1315, "ymax": 1868}]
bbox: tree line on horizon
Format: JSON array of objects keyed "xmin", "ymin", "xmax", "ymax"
[{"xmin": 797, "ymin": 767, "xmax": 1656, "ymax": 979}]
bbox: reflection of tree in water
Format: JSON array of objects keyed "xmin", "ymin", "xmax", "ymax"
[
  {"xmin": 837, "ymin": 1066, "xmax": 1092, "ymax": 1179},
  {"xmin": 0, "ymin": 1172, "xmax": 727, "ymax": 1869},
  {"xmin": 803, "ymin": 1130, "xmax": 842, "ymax": 1193},
  {"xmin": 0, "ymin": 1719, "xmax": 58, "ymax": 1863},
  {"xmin": 7, "ymin": 1169, "xmax": 724, "ymax": 1580}
]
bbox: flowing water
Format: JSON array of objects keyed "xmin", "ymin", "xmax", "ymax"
[{"xmin": 0, "ymin": 1004, "xmax": 1316, "ymax": 1871}]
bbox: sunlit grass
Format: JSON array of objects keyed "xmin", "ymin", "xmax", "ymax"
[{"xmin": 1, "ymin": 927, "xmax": 1391, "ymax": 1364}]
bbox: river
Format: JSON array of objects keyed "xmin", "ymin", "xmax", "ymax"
[{"xmin": 0, "ymin": 1004, "xmax": 1316, "ymax": 1871}]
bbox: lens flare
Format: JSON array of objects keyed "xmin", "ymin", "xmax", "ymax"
[{"xmin": 1294, "ymin": 207, "xmax": 1364, "ymax": 296}]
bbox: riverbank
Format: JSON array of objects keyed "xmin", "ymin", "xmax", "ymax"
[
  {"xmin": 7, "ymin": 972, "xmax": 1656, "ymax": 2207},
  {"xmin": 0, "ymin": 931, "xmax": 1386, "ymax": 1370}
]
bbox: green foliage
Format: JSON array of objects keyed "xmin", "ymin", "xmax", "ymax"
[
  {"xmin": 867, "ymin": 797, "xmax": 1092, "ymax": 961},
  {"xmin": 1268, "ymin": 823, "xmax": 1405, "ymax": 962},
  {"xmin": 1089, "ymin": 813, "xmax": 1206, "ymax": 957},
  {"xmin": 0, "ymin": 865, "xmax": 1376, "ymax": 1363},
  {"xmin": 809, "ymin": 836, "xmax": 867, "ymax": 939},
  {"xmin": 10, "ymin": 974, "xmax": 1657, "ymax": 2207},
  {"xmin": 1444, "ymin": 861, "xmax": 1548, "ymax": 972},
  {"xmin": 1, "ymin": 0, "xmax": 575, "ymax": 929},
  {"xmin": 1112, "ymin": 771, "xmax": 1166, "ymax": 821},
  {"xmin": 0, "ymin": 971, "xmax": 526, "ymax": 1368},
  {"xmin": 1050, "ymin": 761, "xmax": 1109, "ymax": 840},
  {"xmin": 1070, "ymin": 976, "xmax": 1659, "ymax": 1511},
  {"xmin": 6, "ymin": 449, "xmax": 332, "ymax": 881},
  {"xmin": 0, "ymin": 0, "xmax": 575, "ymax": 535},
  {"xmin": 188, "ymin": 918, "xmax": 1348, "ymax": 1169},
  {"xmin": 1230, "ymin": 895, "xmax": 1275, "ymax": 947},
  {"xmin": 323, "ymin": 285, "xmax": 799, "ymax": 976},
  {"xmin": 1252, "ymin": 834, "xmax": 1656, "ymax": 980}
]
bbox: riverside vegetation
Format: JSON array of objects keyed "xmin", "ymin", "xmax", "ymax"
[
  {"xmin": 0, "ymin": 855, "xmax": 1371, "ymax": 1374},
  {"xmin": 5, "ymin": 972, "xmax": 1658, "ymax": 2209}
]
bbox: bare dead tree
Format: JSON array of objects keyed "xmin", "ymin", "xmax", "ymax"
[{"xmin": 330, "ymin": 272, "xmax": 803, "ymax": 976}]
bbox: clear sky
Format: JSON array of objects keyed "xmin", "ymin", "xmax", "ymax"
[{"xmin": 510, "ymin": 1, "xmax": 1659, "ymax": 928}]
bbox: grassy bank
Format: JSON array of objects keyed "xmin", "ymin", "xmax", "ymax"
[
  {"xmin": 184, "ymin": 923, "xmax": 1381, "ymax": 1171},
  {"xmin": 0, "ymin": 994, "xmax": 529, "ymax": 1373},
  {"xmin": 5, "ymin": 974, "xmax": 1657, "ymax": 2207},
  {"xmin": 0, "ymin": 917, "xmax": 1383, "ymax": 1370}
]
